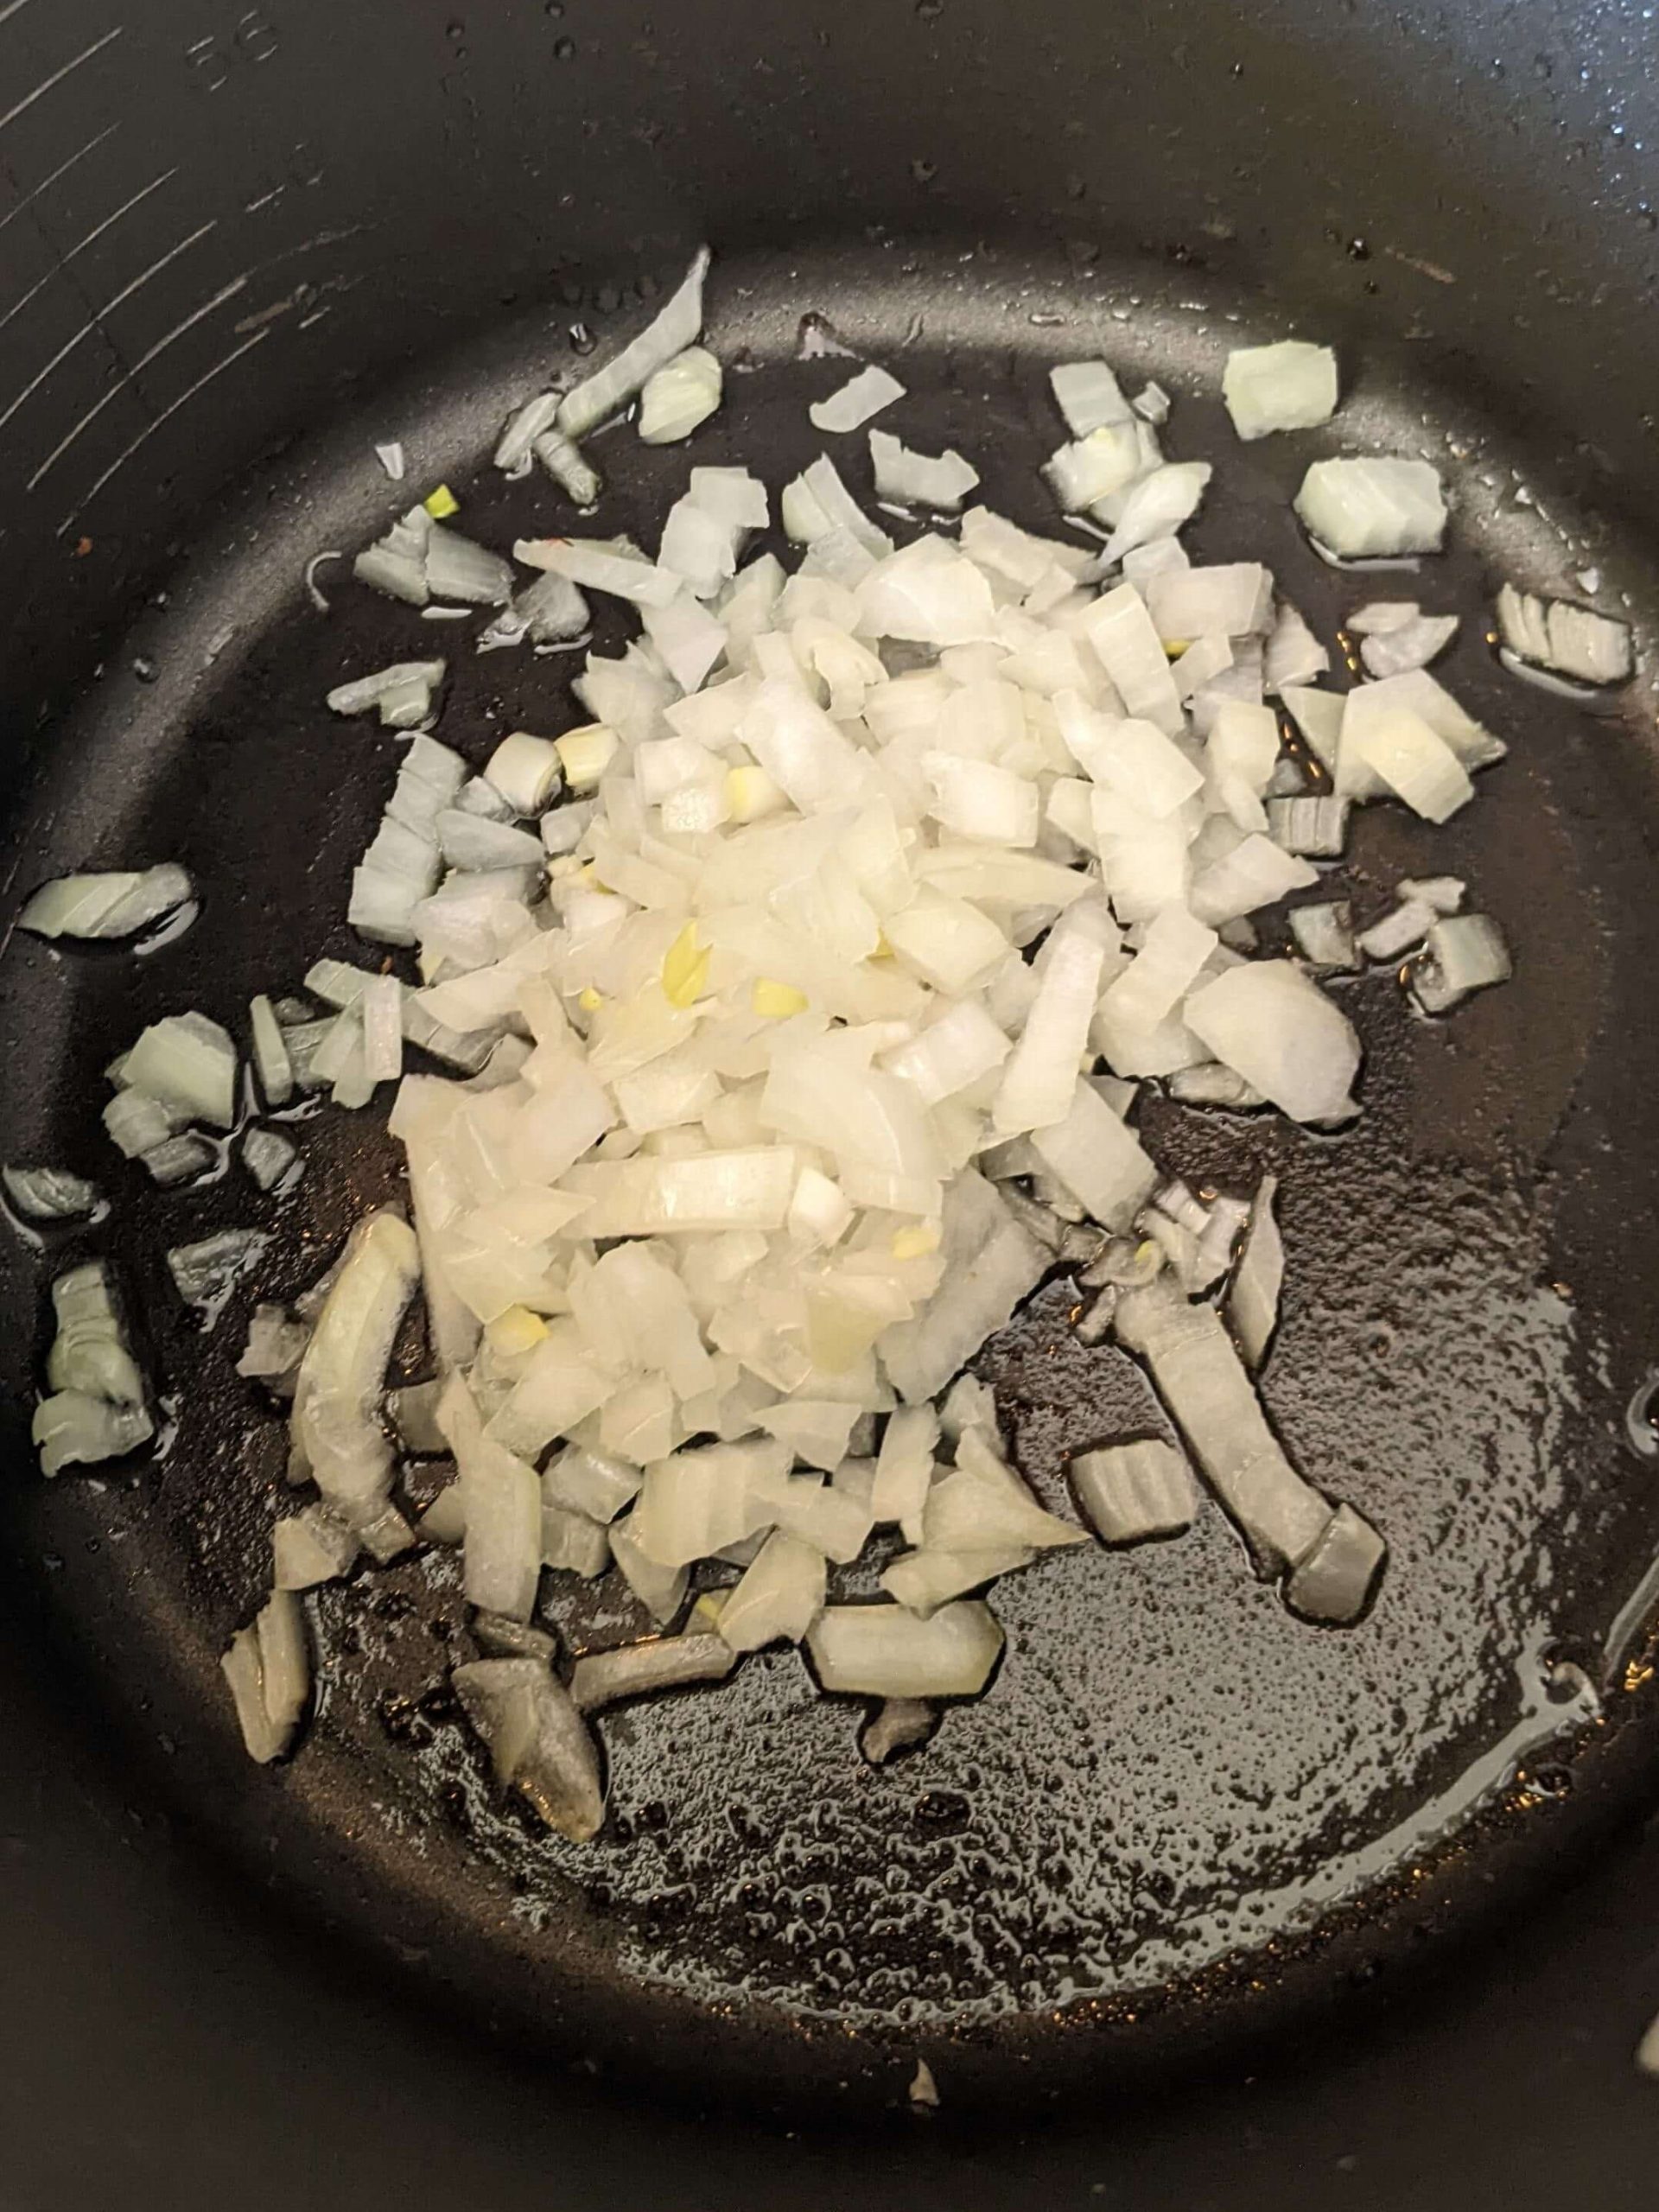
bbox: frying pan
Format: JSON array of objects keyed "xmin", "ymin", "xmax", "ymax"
[{"xmin": 5, "ymin": 0, "xmax": 1659, "ymax": 2201}]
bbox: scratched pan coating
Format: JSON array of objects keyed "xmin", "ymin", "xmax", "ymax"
[{"xmin": 3, "ymin": 242, "xmax": 1659, "ymax": 2107}]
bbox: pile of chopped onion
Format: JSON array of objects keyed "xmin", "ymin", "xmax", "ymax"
[{"xmin": 26, "ymin": 250, "xmax": 1567, "ymax": 1819}]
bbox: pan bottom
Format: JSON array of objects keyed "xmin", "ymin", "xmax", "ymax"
[{"xmin": 6, "ymin": 237, "xmax": 1659, "ymax": 2102}]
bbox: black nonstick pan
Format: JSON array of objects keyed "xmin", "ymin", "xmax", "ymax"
[{"xmin": 5, "ymin": 0, "xmax": 1659, "ymax": 2205}]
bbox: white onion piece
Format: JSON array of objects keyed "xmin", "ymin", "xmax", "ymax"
[
  {"xmin": 533, "ymin": 429, "xmax": 602, "ymax": 507},
  {"xmin": 1146, "ymin": 563, "xmax": 1273, "ymax": 645},
  {"xmin": 992, "ymin": 905, "xmax": 1112, "ymax": 1134},
  {"xmin": 1189, "ymin": 835, "xmax": 1318, "ymax": 927},
  {"xmin": 290, "ymin": 1211, "xmax": 419, "ymax": 1527},
  {"xmin": 1397, "ymin": 874, "xmax": 1465, "ymax": 915},
  {"xmin": 514, "ymin": 537, "xmax": 682, "ymax": 607},
  {"xmin": 452, "ymin": 1656, "xmax": 604, "ymax": 1839},
  {"xmin": 423, "ymin": 526, "xmax": 515, "ymax": 607},
  {"xmin": 872, "ymin": 1402, "xmax": 940, "ymax": 1530},
  {"xmin": 556, "ymin": 247, "xmax": 710, "ymax": 441},
  {"xmin": 1357, "ymin": 898, "xmax": 1437, "ymax": 963},
  {"xmin": 638, "ymin": 346, "xmax": 722, "ymax": 444},
  {"xmin": 1050, "ymin": 359, "xmax": 1134, "ymax": 435},
  {"xmin": 861, "ymin": 1698, "xmax": 938, "ymax": 1764},
  {"xmin": 1284, "ymin": 1502, "xmax": 1386, "ymax": 1622},
  {"xmin": 1342, "ymin": 702, "xmax": 1472, "ymax": 822},
  {"xmin": 1071, "ymin": 1438, "xmax": 1197, "ymax": 1543},
  {"xmin": 1103, "ymin": 461, "xmax": 1211, "ymax": 561},
  {"xmin": 493, "ymin": 391, "xmax": 560, "ymax": 474},
  {"xmin": 1280, "ymin": 683, "xmax": 1344, "ymax": 779},
  {"xmin": 1081, "ymin": 585, "xmax": 1183, "ymax": 734},
  {"xmin": 1099, "ymin": 905, "xmax": 1217, "ymax": 1035},
  {"xmin": 1288, "ymin": 899, "xmax": 1358, "ymax": 970},
  {"xmin": 810, "ymin": 365, "xmax": 905, "ymax": 433},
  {"xmin": 881, "ymin": 1542, "xmax": 1033, "ymax": 1615},
  {"xmin": 1267, "ymin": 795, "xmax": 1351, "ymax": 858},
  {"xmin": 1263, "ymin": 601, "xmax": 1329, "ymax": 691},
  {"xmin": 273, "ymin": 1503, "xmax": 359, "ymax": 1590},
  {"xmin": 121, "ymin": 1013, "xmax": 238, "ymax": 1128},
  {"xmin": 1043, "ymin": 423, "xmax": 1144, "ymax": 511},
  {"xmin": 569, "ymin": 1633, "xmax": 738, "ymax": 1709},
  {"xmin": 880, "ymin": 1171, "xmax": 1048, "ymax": 1402},
  {"xmin": 483, "ymin": 730, "xmax": 563, "ymax": 814},
  {"xmin": 1229, "ymin": 1173, "xmax": 1284, "ymax": 1369},
  {"xmin": 1185, "ymin": 960, "xmax": 1359, "ymax": 1123},
  {"xmin": 326, "ymin": 660, "xmax": 446, "ymax": 725},
  {"xmin": 1495, "ymin": 582, "xmax": 1631, "ymax": 684},
  {"xmin": 3, "ymin": 1165, "xmax": 100, "ymax": 1220},
  {"xmin": 249, "ymin": 995, "xmax": 294, "ymax": 1107},
  {"xmin": 19, "ymin": 864, "xmax": 195, "ymax": 943},
  {"xmin": 222, "ymin": 1589, "xmax": 311, "ymax": 1764},
  {"xmin": 1223, "ymin": 340, "xmax": 1338, "ymax": 441},
  {"xmin": 34, "ymin": 1391, "xmax": 151, "ymax": 1476},
  {"xmin": 1409, "ymin": 912, "xmax": 1512, "ymax": 1014},
  {"xmin": 1359, "ymin": 613, "xmax": 1459, "ymax": 678},
  {"xmin": 806, "ymin": 1600, "xmax": 1003, "ymax": 1698},
  {"xmin": 1295, "ymin": 458, "xmax": 1446, "ymax": 560},
  {"xmin": 167, "ymin": 1228, "xmax": 270, "ymax": 1318},
  {"xmin": 868, "ymin": 429, "xmax": 980, "ymax": 512},
  {"xmin": 718, "ymin": 1530, "xmax": 829, "ymax": 1651},
  {"xmin": 1026, "ymin": 1079, "xmax": 1160, "ymax": 1231}
]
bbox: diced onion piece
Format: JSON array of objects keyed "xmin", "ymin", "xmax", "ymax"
[
  {"xmin": 1189, "ymin": 835, "xmax": 1318, "ymax": 927},
  {"xmin": 1081, "ymin": 585, "xmax": 1183, "ymax": 734},
  {"xmin": 1409, "ymin": 912, "xmax": 1512, "ymax": 1014},
  {"xmin": 570, "ymin": 1632, "xmax": 739, "ymax": 1709},
  {"xmin": 1070, "ymin": 1438, "xmax": 1198, "ymax": 1543},
  {"xmin": 1294, "ymin": 458, "xmax": 1446, "ymax": 560},
  {"xmin": 1103, "ymin": 461, "xmax": 1211, "ymax": 561},
  {"xmin": 33, "ymin": 1391, "xmax": 151, "ymax": 1476},
  {"xmin": 554, "ymin": 721, "xmax": 621, "ymax": 791},
  {"xmin": 880, "ymin": 1171, "xmax": 1049, "ymax": 1402},
  {"xmin": 222, "ymin": 1588, "xmax": 312, "ymax": 1764},
  {"xmin": 638, "ymin": 346, "xmax": 722, "ymax": 444},
  {"xmin": 1113, "ymin": 1274, "xmax": 1335, "ymax": 1573},
  {"xmin": 1050, "ymin": 359, "xmax": 1133, "ymax": 435},
  {"xmin": 869, "ymin": 429, "xmax": 980, "ymax": 512},
  {"xmin": 1228, "ymin": 1173, "xmax": 1284, "ymax": 1368},
  {"xmin": 1043, "ymin": 423, "xmax": 1143, "ymax": 511},
  {"xmin": 532, "ymin": 428, "xmax": 602, "ymax": 506},
  {"xmin": 556, "ymin": 246, "xmax": 711, "ymax": 441},
  {"xmin": 1495, "ymin": 583, "xmax": 1631, "ymax": 685},
  {"xmin": 121, "ymin": 1013, "xmax": 238, "ymax": 1128},
  {"xmin": 861, "ymin": 1698, "xmax": 938, "ymax": 1763},
  {"xmin": 326, "ymin": 660, "xmax": 446, "ymax": 726},
  {"xmin": 717, "ymin": 1530, "xmax": 829, "ymax": 1651},
  {"xmin": 1223, "ymin": 340, "xmax": 1338, "ymax": 441},
  {"xmin": 3, "ymin": 1165, "xmax": 100, "ymax": 1220},
  {"xmin": 452, "ymin": 1656, "xmax": 604, "ymax": 1839},
  {"xmin": 1357, "ymin": 898, "xmax": 1437, "ymax": 963},
  {"xmin": 290, "ymin": 1211, "xmax": 419, "ymax": 1527},
  {"xmin": 1267, "ymin": 795, "xmax": 1351, "ymax": 858},
  {"xmin": 806, "ymin": 1600, "xmax": 1004, "ymax": 1698},
  {"xmin": 484, "ymin": 731, "xmax": 563, "ymax": 814},
  {"xmin": 1285, "ymin": 1502, "xmax": 1387, "ymax": 1623},
  {"xmin": 1185, "ymin": 960, "xmax": 1360, "ymax": 1123},
  {"xmin": 273, "ymin": 1503, "xmax": 359, "ymax": 1589},
  {"xmin": 810, "ymin": 365, "xmax": 905, "ymax": 433},
  {"xmin": 515, "ymin": 538, "xmax": 682, "ymax": 607},
  {"xmin": 1288, "ymin": 899, "xmax": 1358, "ymax": 970},
  {"xmin": 19, "ymin": 864, "xmax": 194, "ymax": 943},
  {"xmin": 992, "ymin": 905, "xmax": 1112, "ymax": 1134},
  {"xmin": 1342, "ymin": 702, "xmax": 1472, "ymax": 823},
  {"xmin": 167, "ymin": 1227, "xmax": 270, "ymax": 1316},
  {"xmin": 249, "ymin": 995, "xmax": 294, "ymax": 1107},
  {"xmin": 1029, "ymin": 1077, "xmax": 1159, "ymax": 1232},
  {"xmin": 1358, "ymin": 613, "xmax": 1458, "ymax": 677}
]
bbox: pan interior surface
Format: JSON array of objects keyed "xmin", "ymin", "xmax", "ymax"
[{"xmin": 4, "ymin": 238, "xmax": 1659, "ymax": 2098}]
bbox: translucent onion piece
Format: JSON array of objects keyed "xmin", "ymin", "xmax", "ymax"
[
  {"xmin": 452, "ymin": 1656, "xmax": 604, "ymax": 1839},
  {"xmin": 19, "ymin": 863, "xmax": 194, "ymax": 943},
  {"xmin": 33, "ymin": 1390, "xmax": 152, "ymax": 1477},
  {"xmin": 1495, "ymin": 582, "xmax": 1631, "ymax": 685},
  {"xmin": 1185, "ymin": 961, "xmax": 1360, "ymax": 1123},
  {"xmin": 1070, "ymin": 1438, "xmax": 1198, "ymax": 1543},
  {"xmin": 290, "ymin": 1211, "xmax": 419, "ymax": 1526},
  {"xmin": 273, "ymin": 1502, "xmax": 359, "ymax": 1590},
  {"xmin": 1288, "ymin": 899, "xmax": 1359, "ymax": 971},
  {"xmin": 810, "ymin": 365, "xmax": 905, "ymax": 433},
  {"xmin": 556, "ymin": 247, "xmax": 711, "ymax": 442},
  {"xmin": 638, "ymin": 346, "xmax": 722, "ymax": 445},
  {"xmin": 167, "ymin": 1228, "xmax": 270, "ymax": 1318},
  {"xmin": 1294, "ymin": 458, "xmax": 1446, "ymax": 560},
  {"xmin": 569, "ymin": 1632, "xmax": 739, "ymax": 1709},
  {"xmin": 1228, "ymin": 1173, "xmax": 1284, "ymax": 1368},
  {"xmin": 806, "ymin": 1600, "xmax": 1004, "ymax": 1698},
  {"xmin": 3, "ymin": 1165, "xmax": 100, "ymax": 1220},
  {"xmin": 1223, "ymin": 340, "xmax": 1338, "ymax": 441},
  {"xmin": 1409, "ymin": 912, "xmax": 1512, "ymax": 1014},
  {"xmin": 869, "ymin": 429, "xmax": 980, "ymax": 512}
]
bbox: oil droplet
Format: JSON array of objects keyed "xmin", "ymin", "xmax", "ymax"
[{"xmin": 553, "ymin": 35, "xmax": 575, "ymax": 58}]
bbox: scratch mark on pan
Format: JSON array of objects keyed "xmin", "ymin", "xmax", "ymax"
[
  {"xmin": 57, "ymin": 327, "xmax": 269, "ymax": 535},
  {"xmin": 0, "ymin": 219, "xmax": 214, "ymax": 439},
  {"xmin": 0, "ymin": 0, "xmax": 39, "ymax": 26},
  {"xmin": 27, "ymin": 272, "xmax": 248, "ymax": 489},
  {"xmin": 0, "ymin": 169, "xmax": 177, "ymax": 339},
  {"xmin": 0, "ymin": 124, "xmax": 118, "ymax": 242},
  {"xmin": 0, "ymin": 24, "xmax": 123, "ymax": 136}
]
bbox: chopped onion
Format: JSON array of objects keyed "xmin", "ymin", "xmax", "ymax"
[
  {"xmin": 1495, "ymin": 582, "xmax": 1631, "ymax": 685},
  {"xmin": 1223, "ymin": 340, "xmax": 1338, "ymax": 441},
  {"xmin": 1294, "ymin": 457, "xmax": 1446, "ymax": 560},
  {"xmin": 222, "ymin": 1589, "xmax": 311, "ymax": 1763},
  {"xmin": 1267, "ymin": 795, "xmax": 1351, "ymax": 858},
  {"xmin": 167, "ymin": 1228, "xmax": 270, "ymax": 1319},
  {"xmin": 515, "ymin": 537, "xmax": 681, "ymax": 607},
  {"xmin": 533, "ymin": 429, "xmax": 602, "ymax": 507},
  {"xmin": 19, "ymin": 864, "xmax": 194, "ymax": 943},
  {"xmin": 1070, "ymin": 1438, "xmax": 1197, "ymax": 1543},
  {"xmin": 806, "ymin": 1600, "xmax": 1003, "ymax": 1698},
  {"xmin": 1358, "ymin": 613, "xmax": 1459, "ymax": 678},
  {"xmin": 484, "ymin": 730, "xmax": 563, "ymax": 814},
  {"xmin": 717, "ymin": 1530, "xmax": 829, "ymax": 1651},
  {"xmin": 639, "ymin": 346, "xmax": 723, "ymax": 445},
  {"xmin": 1357, "ymin": 897, "xmax": 1436, "ymax": 963},
  {"xmin": 1051, "ymin": 359, "xmax": 1133, "ymax": 436},
  {"xmin": 273, "ymin": 1502, "xmax": 359, "ymax": 1589},
  {"xmin": 3, "ymin": 1165, "xmax": 100, "ymax": 1220},
  {"xmin": 861, "ymin": 1698, "xmax": 938, "ymax": 1763},
  {"xmin": 120, "ymin": 1013, "xmax": 238, "ymax": 1128},
  {"xmin": 556, "ymin": 247, "xmax": 711, "ymax": 442},
  {"xmin": 570, "ymin": 1632, "xmax": 739, "ymax": 1709},
  {"xmin": 1102, "ymin": 461, "xmax": 1211, "ymax": 561},
  {"xmin": 1228, "ymin": 1173, "xmax": 1283, "ymax": 1368},
  {"xmin": 1409, "ymin": 912, "xmax": 1512, "ymax": 1014},
  {"xmin": 452, "ymin": 1656, "xmax": 604, "ymax": 1839},
  {"xmin": 1185, "ymin": 960, "xmax": 1359, "ymax": 1123},
  {"xmin": 869, "ymin": 429, "xmax": 980, "ymax": 512},
  {"xmin": 810, "ymin": 365, "xmax": 905, "ymax": 433},
  {"xmin": 1285, "ymin": 1502, "xmax": 1387, "ymax": 1623},
  {"xmin": 326, "ymin": 660, "xmax": 446, "ymax": 727},
  {"xmin": 1288, "ymin": 899, "xmax": 1358, "ymax": 970},
  {"xmin": 290, "ymin": 1211, "xmax": 419, "ymax": 1529}
]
